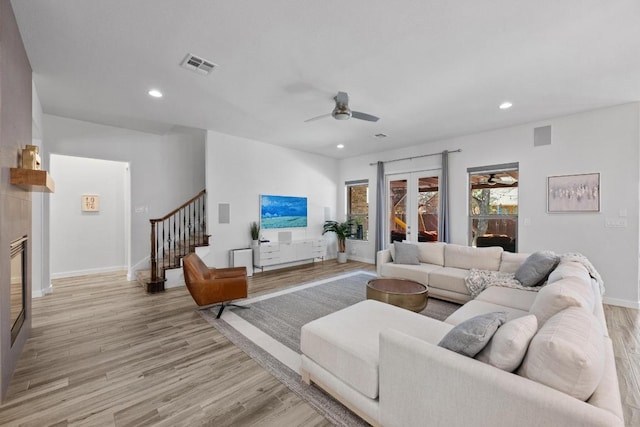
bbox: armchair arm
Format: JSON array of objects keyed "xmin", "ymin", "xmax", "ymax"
[{"xmin": 379, "ymin": 329, "xmax": 622, "ymax": 427}]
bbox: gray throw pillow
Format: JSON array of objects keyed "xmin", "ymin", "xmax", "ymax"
[
  {"xmin": 393, "ymin": 242, "xmax": 420, "ymax": 265},
  {"xmin": 438, "ymin": 312, "xmax": 507, "ymax": 357},
  {"xmin": 515, "ymin": 251, "xmax": 560, "ymax": 287}
]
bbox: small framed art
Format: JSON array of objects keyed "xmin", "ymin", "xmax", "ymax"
[
  {"xmin": 81, "ymin": 194, "xmax": 100, "ymax": 212},
  {"xmin": 547, "ymin": 173, "xmax": 599, "ymax": 213}
]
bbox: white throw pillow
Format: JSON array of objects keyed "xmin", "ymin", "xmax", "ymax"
[
  {"xmin": 518, "ymin": 307, "xmax": 605, "ymax": 401},
  {"xmin": 476, "ymin": 314, "xmax": 538, "ymax": 372},
  {"xmin": 529, "ymin": 277, "xmax": 595, "ymax": 327}
]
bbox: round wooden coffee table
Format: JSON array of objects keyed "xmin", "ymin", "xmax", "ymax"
[{"xmin": 366, "ymin": 278, "xmax": 428, "ymax": 312}]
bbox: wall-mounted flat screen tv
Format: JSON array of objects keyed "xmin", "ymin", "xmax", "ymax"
[{"xmin": 260, "ymin": 194, "xmax": 307, "ymax": 229}]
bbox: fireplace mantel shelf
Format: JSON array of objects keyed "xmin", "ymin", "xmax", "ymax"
[{"xmin": 10, "ymin": 168, "xmax": 55, "ymax": 193}]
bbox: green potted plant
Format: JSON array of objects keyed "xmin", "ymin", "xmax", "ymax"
[
  {"xmin": 250, "ymin": 221, "xmax": 260, "ymax": 246},
  {"xmin": 322, "ymin": 220, "xmax": 351, "ymax": 263}
]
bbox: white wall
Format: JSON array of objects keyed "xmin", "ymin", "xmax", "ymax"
[
  {"xmin": 50, "ymin": 155, "xmax": 128, "ymax": 277},
  {"xmin": 43, "ymin": 115, "xmax": 206, "ymax": 276},
  {"xmin": 31, "ymin": 81, "xmax": 50, "ymax": 296},
  {"xmin": 205, "ymin": 130, "xmax": 339, "ymax": 267},
  {"xmin": 340, "ymin": 103, "xmax": 640, "ymax": 307}
]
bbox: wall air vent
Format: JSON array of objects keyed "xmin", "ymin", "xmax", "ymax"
[{"xmin": 180, "ymin": 53, "xmax": 218, "ymax": 75}]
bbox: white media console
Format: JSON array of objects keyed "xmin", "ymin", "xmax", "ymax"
[{"xmin": 253, "ymin": 238, "xmax": 326, "ymax": 272}]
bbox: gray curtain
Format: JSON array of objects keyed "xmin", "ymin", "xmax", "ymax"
[
  {"xmin": 375, "ymin": 161, "xmax": 385, "ymax": 260},
  {"xmin": 438, "ymin": 151, "xmax": 450, "ymax": 242}
]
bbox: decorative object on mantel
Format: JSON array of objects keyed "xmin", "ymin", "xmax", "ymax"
[
  {"xmin": 322, "ymin": 220, "xmax": 352, "ymax": 263},
  {"xmin": 10, "ymin": 168, "xmax": 55, "ymax": 192},
  {"xmin": 250, "ymin": 221, "xmax": 260, "ymax": 246},
  {"xmin": 547, "ymin": 173, "xmax": 600, "ymax": 213},
  {"xmin": 10, "ymin": 144, "xmax": 55, "ymax": 192},
  {"xmin": 21, "ymin": 144, "xmax": 41, "ymax": 169},
  {"xmin": 81, "ymin": 195, "xmax": 100, "ymax": 212}
]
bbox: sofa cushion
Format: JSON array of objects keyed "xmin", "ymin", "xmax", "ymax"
[
  {"xmin": 378, "ymin": 262, "xmax": 437, "ymax": 286},
  {"xmin": 518, "ymin": 307, "xmax": 605, "ymax": 401},
  {"xmin": 428, "ymin": 267, "xmax": 471, "ymax": 295},
  {"xmin": 300, "ymin": 300, "xmax": 454, "ymax": 399},
  {"xmin": 393, "ymin": 242, "xmax": 420, "ymax": 265},
  {"xmin": 476, "ymin": 286, "xmax": 538, "ymax": 311},
  {"xmin": 416, "ymin": 242, "xmax": 445, "ymax": 266},
  {"xmin": 444, "ymin": 244, "xmax": 503, "ymax": 271},
  {"xmin": 445, "ymin": 300, "xmax": 529, "ymax": 326},
  {"xmin": 476, "ymin": 314, "xmax": 538, "ymax": 372},
  {"xmin": 438, "ymin": 312, "xmax": 506, "ymax": 357},
  {"xmin": 499, "ymin": 252, "xmax": 530, "ymax": 274},
  {"xmin": 548, "ymin": 260, "xmax": 591, "ymax": 285},
  {"xmin": 515, "ymin": 251, "xmax": 560, "ymax": 287},
  {"xmin": 529, "ymin": 277, "xmax": 595, "ymax": 326}
]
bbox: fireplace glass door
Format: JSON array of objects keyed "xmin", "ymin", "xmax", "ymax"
[{"xmin": 10, "ymin": 236, "xmax": 27, "ymax": 345}]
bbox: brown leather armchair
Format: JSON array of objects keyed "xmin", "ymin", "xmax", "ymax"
[{"xmin": 182, "ymin": 253, "xmax": 248, "ymax": 318}]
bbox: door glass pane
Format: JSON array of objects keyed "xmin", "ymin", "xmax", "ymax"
[
  {"xmin": 417, "ymin": 176, "xmax": 438, "ymax": 241},
  {"xmin": 389, "ymin": 179, "xmax": 407, "ymax": 243}
]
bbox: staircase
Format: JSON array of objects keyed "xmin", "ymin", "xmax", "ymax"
[{"xmin": 137, "ymin": 189, "xmax": 209, "ymax": 293}]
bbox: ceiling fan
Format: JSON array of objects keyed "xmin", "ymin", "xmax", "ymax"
[
  {"xmin": 486, "ymin": 173, "xmax": 518, "ymax": 185},
  {"xmin": 305, "ymin": 91, "xmax": 380, "ymax": 123}
]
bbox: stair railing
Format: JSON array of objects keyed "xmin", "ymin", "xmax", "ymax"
[{"xmin": 149, "ymin": 189, "xmax": 208, "ymax": 287}]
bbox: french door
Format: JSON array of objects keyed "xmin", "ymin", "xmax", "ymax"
[{"xmin": 387, "ymin": 171, "xmax": 439, "ymax": 244}]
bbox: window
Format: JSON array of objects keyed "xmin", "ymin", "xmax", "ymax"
[
  {"xmin": 346, "ymin": 180, "xmax": 369, "ymax": 240},
  {"xmin": 468, "ymin": 163, "xmax": 518, "ymax": 252}
]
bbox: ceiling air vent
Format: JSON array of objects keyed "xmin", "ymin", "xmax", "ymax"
[{"xmin": 180, "ymin": 53, "xmax": 218, "ymax": 75}]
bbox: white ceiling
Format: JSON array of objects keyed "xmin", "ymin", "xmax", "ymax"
[{"xmin": 11, "ymin": 0, "xmax": 640, "ymax": 159}]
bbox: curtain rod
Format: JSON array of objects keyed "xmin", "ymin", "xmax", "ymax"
[{"xmin": 369, "ymin": 149, "xmax": 461, "ymax": 166}]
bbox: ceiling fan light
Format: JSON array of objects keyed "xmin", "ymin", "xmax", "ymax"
[{"xmin": 334, "ymin": 111, "xmax": 351, "ymax": 120}]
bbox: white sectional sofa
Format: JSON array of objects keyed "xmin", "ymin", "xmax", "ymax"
[
  {"xmin": 377, "ymin": 242, "xmax": 527, "ymax": 303},
  {"xmin": 300, "ymin": 244, "xmax": 624, "ymax": 427}
]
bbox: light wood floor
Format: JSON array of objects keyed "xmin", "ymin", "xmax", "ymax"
[
  {"xmin": 0, "ymin": 261, "xmax": 374, "ymax": 427},
  {"xmin": 1, "ymin": 261, "xmax": 638, "ymax": 426}
]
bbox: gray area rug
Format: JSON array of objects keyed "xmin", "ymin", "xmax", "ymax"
[
  {"xmin": 231, "ymin": 272, "xmax": 460, "ymax": 353},
  {"xmin": 199, "ymin": 272, "xmax": 461, "ymax": 426}
]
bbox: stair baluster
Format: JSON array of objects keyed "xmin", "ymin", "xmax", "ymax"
[{"xmin": 145, "ymin": 189, "xmax": 208, "ymax": 292}]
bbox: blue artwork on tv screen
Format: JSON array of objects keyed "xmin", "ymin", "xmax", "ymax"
[{"xmin": 260, "ymin": 195, "xmax": 307, "ymax": 229}]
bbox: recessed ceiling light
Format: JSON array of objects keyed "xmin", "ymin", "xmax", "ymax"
[
  {"xmin": 148, "ymin": 89, "xmax": 163, "ymax": 98},
  {"xmin": 499, "ymin": 101, "xmax": 513, "ymax": 110},
  {"xmin": 337, "ymin": 144, "xmax": 345, "ymax": 149}
]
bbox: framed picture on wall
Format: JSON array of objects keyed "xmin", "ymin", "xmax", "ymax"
[
  {"xmin": 547, "ymin": 173, "xmax": 600, "ymax": 213},
  {"xmin": 81, "ymin": 194, "xmax": 100, "ymax": 212}
]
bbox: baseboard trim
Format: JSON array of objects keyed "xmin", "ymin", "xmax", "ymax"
[
  {"xmin": 33, "ymin": 284, "xmax": 53, "ymax": 298},
  {"xmin": 603, "ymin": 296, "xmax": 640, "ymax": 309},
  {"xmin": 51, "ymin": 265, "xmax": 127, "ymax": 279},
  {"xmin": 347, "ymin": 255, "xmax": 375, "ymax": 264}
]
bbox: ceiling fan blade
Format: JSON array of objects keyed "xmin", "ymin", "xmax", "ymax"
[
  {"xmin": 335, "ymin": 91, "xmax": 349, "ymax": 105},
  {"xmin": 304, "ymin": 113, "xmax": 331, "ymax": 123},
  {"xmin": 351, "ymin": 111, "xmax": 380, "ymax": 122}
]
